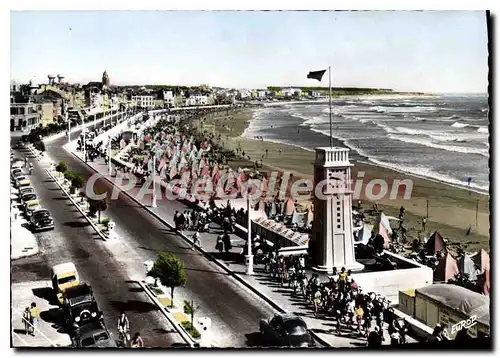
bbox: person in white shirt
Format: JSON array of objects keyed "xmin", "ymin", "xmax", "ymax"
[{"xmin": 192, "ymin": 231, "xmax": 201, "ymax": 249}]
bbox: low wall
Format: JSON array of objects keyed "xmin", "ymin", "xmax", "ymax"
[{"xmin": 353, "ymin": 252, "xmax": 433, "ymax": 303}]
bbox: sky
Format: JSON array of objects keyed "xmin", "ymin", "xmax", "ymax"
[{"xmin": 10, "ymin": 10, "xmax": 489, "ymax": 93}]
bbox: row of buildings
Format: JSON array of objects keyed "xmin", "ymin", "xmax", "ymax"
[{"xmin": 10, "ymin": 69, "xmax": 329, "ymax": 132}]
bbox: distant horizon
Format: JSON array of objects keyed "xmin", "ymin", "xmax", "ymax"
[
  {"xmin": 9, "ymin": 77, "xmax": 488, "ymax": 96},
  {"xmin": 11, "ymin": 11, "xmax": 488, "ymax": 93}
]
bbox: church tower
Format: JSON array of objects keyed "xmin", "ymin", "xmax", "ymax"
[
  {"xmin": 310, "ymin": 147, "xmax": 364, "ymax": 273},
  {"xmin": 102, "ymin": 70, "xmax": 110, "ymax": 88}
]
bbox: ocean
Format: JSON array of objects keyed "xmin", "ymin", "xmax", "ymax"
[{"xmin": 243, "ymin": 94, "xmax": 490, "ymax": 194}]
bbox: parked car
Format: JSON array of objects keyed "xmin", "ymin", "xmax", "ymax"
[
  {"xmin": 23, "ymin": 199, "xmax": 41, "ymax": 217},
  {"xmin": 11, "ymin": 168, "xmax": 23, "ymax": 180},
  {"xmin": 11, "ymin": 158, "xmax": 24, "ymax": 168},
  {"xmin": 19, "ymin": 186, "xmax": 35, "ymax": 197},
  {"xmin": 73, "ymin": 321, "xmax": 115, "ymax": 348},
  {"xmin": 52, "ymin": 262, "xmax": 80, "ymax": 300},
  {"xmin": 60, "ymin": 283, "xmax": 102, "ymax": 327},
  {"xmin": 30, "ymin": 209, "xmax": 54, "ymax": 232},
  {"xmin": 14, "ymin": 175, "xmax": 30, "ymax": 188},
  {"xmin": 13, "ymin": 141, "xmax": 24, "ymax": 149},
  {"xmin": 20, "ymin": 192, "xmax": 37, "ymax": 205},
  {"xmin": 259, "ymin": 313, "xmax": 312, "ymax": 347}
]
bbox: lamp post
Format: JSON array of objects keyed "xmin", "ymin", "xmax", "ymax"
[
  {"xmin": 67, "ymin": 113, "xmax": 71, "ymax": 143},
  {"xmin": 246, "ymin": 191, "xmax": 254, "ymax": 276},
  {"xmin": 108, "ymin": 135, "xmax": 112, "ymax": 176},
  {"xmin": 83, "ymin": 128, "xmax": 86, "ymax": 162},
  {"xmin": 151, "ymin": 154, "xmax": 157, "ymax": 208}
]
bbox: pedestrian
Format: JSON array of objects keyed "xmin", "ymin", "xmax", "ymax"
[
  {"xmin": 24, "ymin": 157, "xmax": 28, "ymax": 167},
  {"xmin": 29, "ymin": 302, "xmax": 40, "ymax": 336},
  {"xmin": 22, "ymin": 307, "xmax": 31, "ymax": 334},
  {"xmin": 222, "ymin": 232, "xmax": 232, "ymax": 254},
  {"xmin": 28, "ymin": 162, "xmax": 33, "ymax": 175},
  {"xmin": 191, "ymin": 231, "xmax": 201, "ymax": 250},
  {"xmin": 215, "ymin": 234, "xmax": 224, "ymax": 253},
  {"xmin": 130, "ymin": 332, "xmax": 144, "ymax": 348},
  {"xmin": 422, "ymin": 217, "xmax": 427, "ymax": 231},
  {"xmin": 367, "ymin": 326, "xmax": 382, "ymax": 347}
]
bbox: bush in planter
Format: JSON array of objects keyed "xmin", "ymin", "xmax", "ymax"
[
  {"xmin": 181, "ymin": 321, "xmax": 201, "ymax": 339},
  {"xmin": 88, "ymin": 189, "xmax": 108, "ymax": 223},
  {"xmin": 56, "ymin": 161, "xmax": 68, "ymax": 175},
  {"xmin": 71, "ymin": 174, "xmax": 85, "ymax": 194},
  {"xmin": 147, "ymin": 252, "xmax": 187, "ymax": 308},
  {"xmin": 101, "ymin": 218, "xmax": 110, "ymax": 227}
]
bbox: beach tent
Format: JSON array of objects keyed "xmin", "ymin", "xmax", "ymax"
[
  {"xmin": 373, "ymin": 212, "xmax": 393, "ymax": 235},
  {"xmin": 284, "ymin": 197, "xmax": 295, "ymax": 216},
  {"xmin": 291, "ymin": 209, "xmax": 304, "ymax": 227},
  {"xmin": 423, "ymin": 231, "xmax": 448, "ymax": 255},
  {"xmin": 372, "ymin": 213, "xmax": 391, "ymax": 248},
  {"xmin": 482, "ymin": 269, "xmax": 490, "ymax": 296},
  {"xmin": 434, "ymin": 253, "xmax": 459, "ymax": 282},
  {"xmin": 472, "ymin": 249, "xmax": 490, "ymax": 273},
  {"xmin": 306, "ymin": 208, "xmax": 314, "ymax": 227},
  {"xmin": 269, "ymin": 202, "xmax": 277, "ymax": 217},
  {"xmin": 354, "ymin": 224, "xmax": 372, "ymax": 246},
  {"xmin": 457, "ymin": 254, "xmax": 480, "ymax": 282}
]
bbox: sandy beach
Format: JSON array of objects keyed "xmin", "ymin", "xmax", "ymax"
[{"xmin": 193, "ymin": 108, "xmax": 490, "ymax": 253}]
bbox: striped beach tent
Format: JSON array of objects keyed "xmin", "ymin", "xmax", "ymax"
[
  {"xmin": 472, "ymin": 249, "xmax": 490, "ymax": 273},
  {"xmin": 457, "ymin": 254, "xmax": 480, "ymax": 281},
  {"xmin": 434, "ymin": 253, "xmax": 459, "ymax": 282},
  {"xmin": 424, "ymin": 231, "xmax": 448, "ymax": 255},
  {"xmin": 284, "ymin": 197, "xmax": 295, "ymax": 216}
]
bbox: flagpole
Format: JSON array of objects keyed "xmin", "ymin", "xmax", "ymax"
[{"xmin": 328, "ymin": 66, "xmax": 333, "ymax": 147}]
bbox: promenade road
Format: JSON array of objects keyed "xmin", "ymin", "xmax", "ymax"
[
  {"xmin": 34, "ymin": 124, "xmax": 279, "ymax": 347},
  {"xmin": 11, "ymin": 130, "xmax": 184, "ymax": 347},
  {"xmin": 74, "ymin": 148, "xmax": 419, "ymax": 348}
]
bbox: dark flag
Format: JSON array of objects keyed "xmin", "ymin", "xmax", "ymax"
[{"xmin": 307, "ymin": 69, "xmax": 327, "ymax": 82}]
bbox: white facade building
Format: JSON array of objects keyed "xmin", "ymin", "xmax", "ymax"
[
  {"xmin": 163, "ymin": 90, "xmax": 175, "ymax": 107},
  {"xmin": 110, "ymin": 95, "xmax": 119, "ymax": 111},
  {"xmin": 186, "ymin": 94, "xmax": 208, "ymax": 106},
  {"xmin": 257, "ymin": 90, "xmax": 267, "ymax": 98},
  {"xmin": 282, "ymin": 87, "xmax": 301, "ymax": 97},
  {"xmin": 132, "ymin": 95, "xmax": 154, "ymax": 108},
  {"xmin": 238, "ymin": 89, "xmax": 251, "ymax": 99}
]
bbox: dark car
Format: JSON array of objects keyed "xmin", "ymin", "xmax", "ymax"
[
  {"xmin": 61, "ymin": 283, "xmax": 102, "ymax": 327},
  {"xmin": 73, "ymin": 321, "xmax": 115, "ymax": 348},
  {"xmin": 30, "ymin": 209, "xmax": 54, "ymax": 232},
  {"xmin": 20, "ymin": 192, "xmax": 37, "ymax": 205},
  {"xmin": 259, "ymin": 313, "xmax": 312, "ymax": 347}
]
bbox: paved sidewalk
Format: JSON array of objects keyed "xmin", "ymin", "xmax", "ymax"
[
  {"xmin": 11, "ymin": 185, "xmax": 39, "ymax": 260},
  {"xmin": 69, "ymin": 148, "xmax": 420, "ymax": 348},
  {"xmin": 12, "ymin": 281, "xmax": 72, "ymax": 347}
]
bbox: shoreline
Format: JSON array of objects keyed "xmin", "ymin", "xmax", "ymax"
[
  {"xmin": 246, "ymin": 105, "xmax": 489, "ymax": 196},
  {"xmin": 193, "ymin": 108, "xmax": 490, "ymax": 252}
]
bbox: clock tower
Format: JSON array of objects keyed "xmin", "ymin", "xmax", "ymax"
[{"xmin": 310, "ymin": 147, "xmax": 364, "ymax": 274}]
